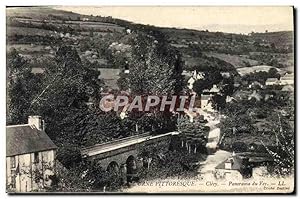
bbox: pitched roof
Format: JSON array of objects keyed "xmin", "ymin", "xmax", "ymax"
[
  {"xmin": 280, "ymin": 76, "xmax": 294, "ymax": 81},
  {"xmin": 215, "ymin": 157, "xmax": 240, "ymax": 170},
  {"xmin": 265, "ymin": 78, "xmax": 278, "ymax": 82},
  {"xmin": 282, "ymin": 73, "xmax": 294, "ymax": 78},
  {"xmin": 6, "ymin": 124, "xmax": 57, "ymax": 157},
  {"xmin": 209, "ymin": 85, "xmax": 220, "ymax": 93},
  {"xmin": 202, "ymin": 89, "xmax": 210, "ymax": 93},
  {"xmin": 201, "ymin": 95, "xmax": 211, "ymax": 100}
]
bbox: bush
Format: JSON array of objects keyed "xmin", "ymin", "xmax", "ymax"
[
  {"xmin": 56, "ymin": 146, "xmax": 82, "ymax": 169},
  {"xmin": 232, "ymin": 142, "xmax": 248, "ymax": 152}
]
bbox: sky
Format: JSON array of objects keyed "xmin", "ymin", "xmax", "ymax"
[{"xmin": 55, "ymin": 6, "xmax": 294, "ymax": 34}]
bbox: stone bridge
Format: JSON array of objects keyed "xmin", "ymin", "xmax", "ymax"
[{"xmin": 81, "ymin": 132, "xmax": 179, "ymax": 182}]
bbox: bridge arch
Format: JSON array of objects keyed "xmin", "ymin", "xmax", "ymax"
[
  {"xmin": 107, "ymin": 161, "xmax": 120, "ymax": 175},
  {"xmin": 126, "ymin": 155, "xmax": 137, "ymax": 183}
]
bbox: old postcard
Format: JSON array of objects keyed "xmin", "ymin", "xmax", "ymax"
[{"xmin": 6, "ymin": 6, "xmax": 295, "ymax": 194}]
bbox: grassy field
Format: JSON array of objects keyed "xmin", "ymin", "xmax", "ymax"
[
  {"xmin": 236, "ymin": 65, "xmax": 283, "ymax": 76},
  {"xmin": 7, "ymin": 26, "xmax": 57, "ymax": 37},
  {"xmin": 248, "ymin": 52, "xmax": 294, "ymax": 70},
  {"xmin": 7, "ymin": 44, "xmax": 45, "ymax": 51},
  {"xmin": 204, "ymin": 52, "xmax": 259, "ymax": 68}
]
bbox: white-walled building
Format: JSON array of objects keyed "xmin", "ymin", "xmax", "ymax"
[
  {"xmin": 6, "ymin": 116, "xmax": 57, "ymax": 192},
  {"xmin": 201, "ymin": 95, "xmax": 213, "ymax": 111},
  {"xmin": 265, "ymin": 73, "xmax": 294, "ymax": 86},
  {"xmin": 279, "ymin": 73, "xmax": 294, "ymax": 85},
  {"xmin": 265, "ymin": 78, "xmax": 279, "ymax": 86}
]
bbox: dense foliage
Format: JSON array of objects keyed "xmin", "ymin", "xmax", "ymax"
[{"xmin": 219, "ymin": 87, "xmax": 294, "ymax": 175}]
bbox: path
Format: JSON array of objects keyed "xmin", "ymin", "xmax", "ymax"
[{"xmin": 198, "ymin": 150, "xmax": 231, "ymax": 174}]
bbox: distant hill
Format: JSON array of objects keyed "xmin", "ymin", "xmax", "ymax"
[
  {"xmin": 6, "ymin": 7, "xmax": 81, "ymax": 20},
  {"xmin": 6, "ymin": 7, "xmax": 294, "ymax": 74},
  {"xmin": 250, "ymin": 31, "xmax": 293, "ymax": 50}
]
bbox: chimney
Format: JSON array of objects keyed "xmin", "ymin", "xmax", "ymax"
[
  {"xmin": 28, "ymin": 116, "xmax": 45, "ymax": 131},
  {"xmin": 225, "ymin": 158, "xmax": 234, "ymax": 169}
]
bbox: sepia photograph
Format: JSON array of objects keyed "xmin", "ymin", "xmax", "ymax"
[{"xmin": 5, "ymin": 5, "xmax": 295, "ymax": 194}]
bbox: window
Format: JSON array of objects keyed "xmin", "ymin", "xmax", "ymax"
[
  {"xmin": 34, "ymin": 152, "xmax": 39, "ymax": 164},
  {"xmin": 10, "ymin": 156, "xmax": 16, "ymax": 168},
  {"xmin": 43, "ymin": 153, "xmax": 48, "ymax": 163}
]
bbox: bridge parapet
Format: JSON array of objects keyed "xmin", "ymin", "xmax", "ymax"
[
  {"xmin": 81, "ymin": 131, "xmax": 179, "ymax": 169},
  {"xmin": 81, "ymin": 132, "xmax": 178, "ymax": 157},
  {"xmin": 81, "ymin": 132, "xmax": 151, "ymax": 157}
]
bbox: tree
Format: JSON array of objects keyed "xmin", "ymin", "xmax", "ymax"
[
  {"xmin": 220, "ymin": 88, "xmax": 295, "ymax": 172},
  {"xmin": 271, "ymin": 43, "xmax": 276, "ymax": 49},
  {"xmin": 128, "ymin": 51, "xmax": 178, "ymax": 95},
  {"xmin": 211, "ymin": 94, "xmax": 226, "ymax": 110},
  {"xmin": 124, "ymin": 32, "xmax": 183, "ymax": 95},
  {"xmin": 193, "ymin": 71, "xmax": 223, "ymax": 94},
  {"xmin": 242, "ymin": 68, "xmax": 280, "ymax": 85},
  {"xmin": 28, "ymin": 46, "xmax": 103, "ymax": 141},
  {"xmin": 7, "ymin": 48, "xmax": 42, "ymax": 124},
  {"xmin": 268, "ymin": 67, "xmax": 280, "ymax": 78},
  {"xmin": 261, "ymin": 100, "xmax": 294, "ymax": 175},
  {"xmin": 191, "ymin": 55, "xmax": 236, "ymax": 95},
  {"xmin": 52, "ymin": 160, "xmax": 120, "ymax": 192},
  {"xmin": 116, "ymin": 32, "xmax": 183, "ymax": 134},
  {"xmin": 177, "ymin": 116, "xmax": 209, "ymax": 154},
  {"xmin": 219, "ymin": 99, "xmax": 257, "ymax": 150}
]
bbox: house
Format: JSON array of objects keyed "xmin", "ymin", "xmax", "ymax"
[
  {"xmin": 214, "ymin": 153, "xmax": 244, "ymax": 180},
  {"xmin": 265, "ymin": 73, "xmax": 294, "ymax": 86},
  {"xmin": 6, "ymin": 116, "xmax": 57, "ymax": 192},
  {"xmin": 199, "ymin": 85, "xmax": 221, "ymax": 110},
  {"xmin": 202, "ymin": 89, "xmax": 210, "ymax": 94},
  {"xmin": 215, "ymin": 151, "xmax": 275, "ymax": 180},
  {"xmin": 200, "ymin": 94, "xmax": 213, "ymax": 110},
  {"xmin": 279, "ymin": 73, "xmax": 294, "ymax": 85},
  {"xmin": 209, "ymin": 84, "xmax": 220, "ymax": 93},
  {"xmin": 185, "ymin": 70, "xmax": 205, "ymax": 90},
  {"xmin": 265, "ymin": 78, "xmax": 279, "ymax": 86},
  {"xmin": 187, "ymin": 77, "xmax": 196, "ymax": 90},
  {"xmin": 226, "ymin": 95, "xmax": 234, "ymax": 103}
]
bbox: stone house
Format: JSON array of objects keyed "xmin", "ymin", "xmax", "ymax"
[{"xmin": 6, "ymin": 116, "xmax": 57, "ymax": 192}]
